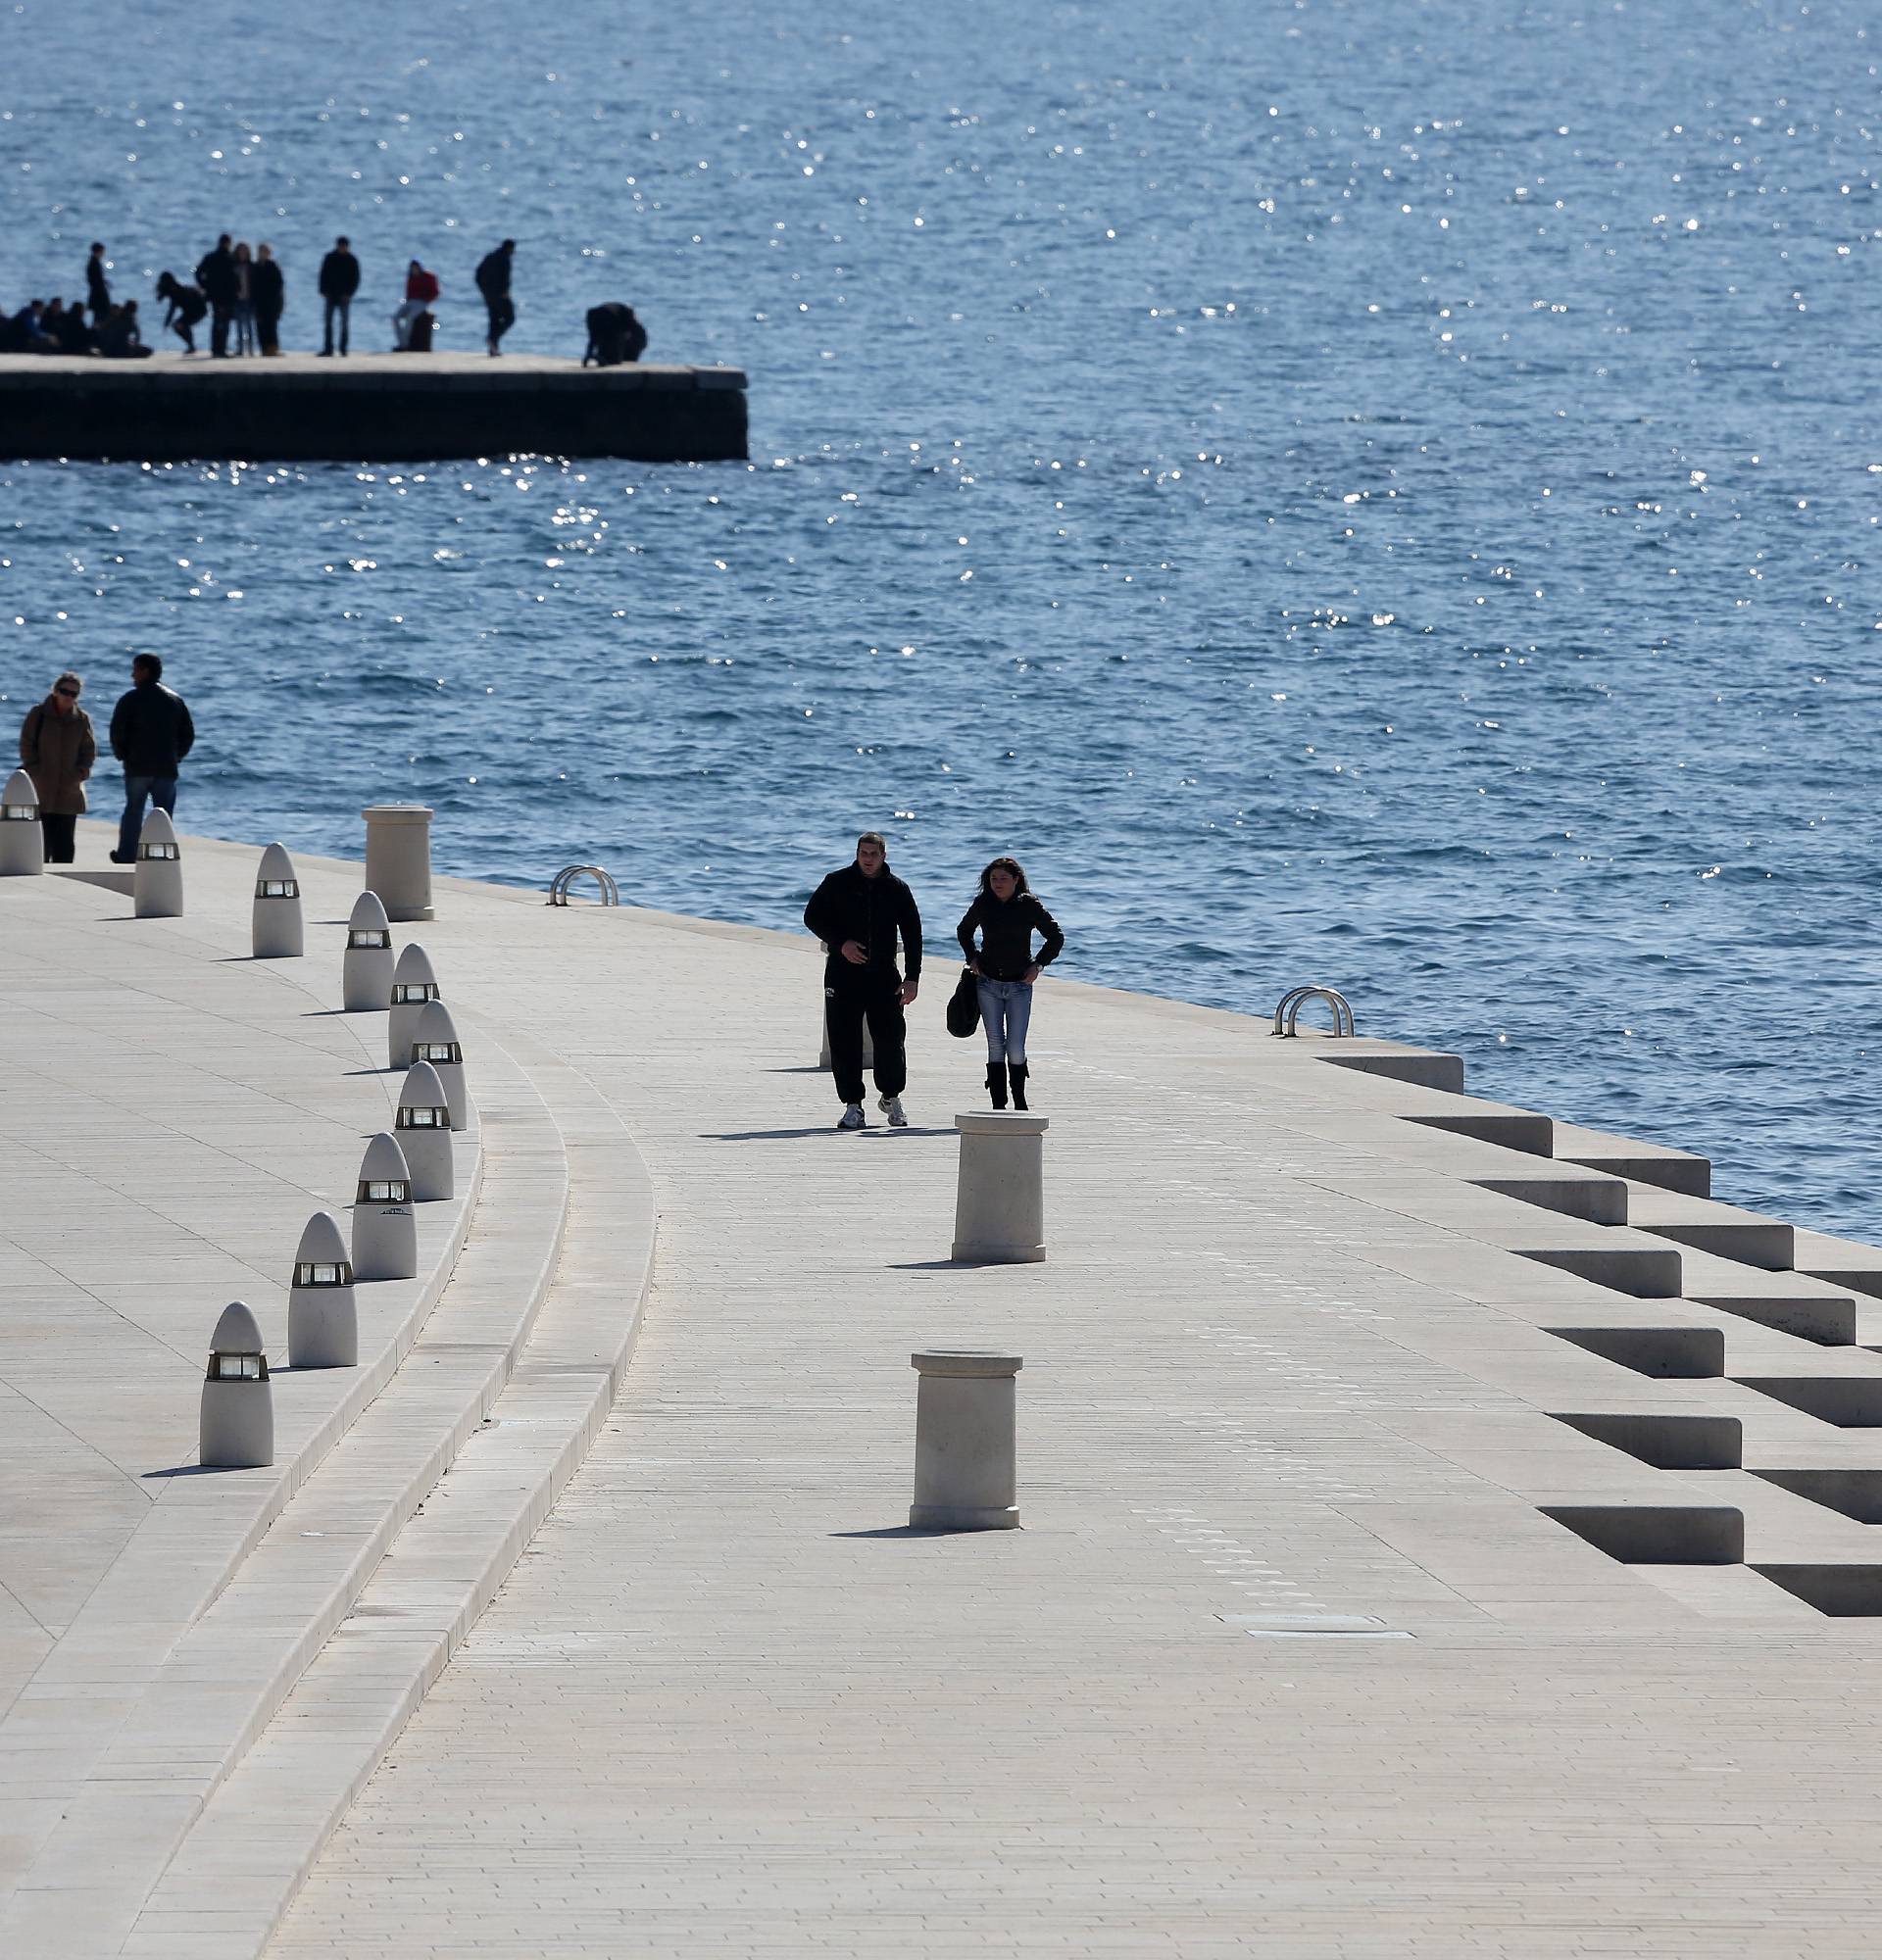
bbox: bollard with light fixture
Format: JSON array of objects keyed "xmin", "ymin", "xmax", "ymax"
[
  {"xmin": 342, "ymin": 890, "xmax": 394, "ymax": 1012},
  {"xmin": 385, "ymin": 941, "xmax": 439, "ymax": 1069},
  {"xmin": 199, "ymin": 1300, "xmax": 273, "ymax": 1468},
  {"xmin": 133, "ymin": 807, "xmax": 183, "ymax": 918},
  {"xmin": 287, "ymin": 1210, "xmax": 358, "ymax": 1368},
  {"xmin": 0, "ymin": 768, "xmax": 42, "ymax": 877},
  {"xmin": 395, "ymin": 1058, "xmax": 455, "ymax": 1201},
  {"xmin": 350, "ymin": 1131, "xmax": 419, "ymax": 1281},
  {"xmin": 251, "ymin": 841, "xmax": 306, "ymax": 958},
  {"xmin": 410, "ymin": 998, "xmax": 470, "ymax": 1131}
]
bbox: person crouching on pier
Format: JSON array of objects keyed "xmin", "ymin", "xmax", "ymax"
[
  {"xmin": 957, "ymin": 857, "xmax": 1064, "ymax": 1110},
  {"xmin": 804, "ymin": 831, "xmax": 923, "ymax": 1131},
  {"xmin": 18, "ymin": 672, "xmax": 95, "ymax": 864},
  {"xmin": 156, "ymin": 271, "xmax": 208, "ymax": 354}
]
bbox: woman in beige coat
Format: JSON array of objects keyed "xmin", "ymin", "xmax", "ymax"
[{"xmin": 19, "ymin": 671, "xmax": 97, "ymax": 863}]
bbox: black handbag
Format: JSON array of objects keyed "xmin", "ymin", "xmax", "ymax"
[{"xmin": 946, "ymin": 966, "xmax": 981, "ymax": 1039}]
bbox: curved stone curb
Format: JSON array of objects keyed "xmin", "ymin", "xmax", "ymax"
[{"xmin": 119, "ymin": 1033, "xmax": 654, "ymax": 1960}]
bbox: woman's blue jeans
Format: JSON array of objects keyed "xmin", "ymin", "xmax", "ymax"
[{"xmin": 977, "ymin": 976, "xmax": 1033, "ymax": 1064}]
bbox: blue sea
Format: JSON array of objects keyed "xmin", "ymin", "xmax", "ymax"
[{"xmin": 3, "ymin": 0, "xmax": 1879, "ymax": 1235}]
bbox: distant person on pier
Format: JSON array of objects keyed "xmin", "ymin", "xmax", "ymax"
[
  {"xmin": 96, "ymin": 300, "xmax": 152, "ymax": 359},
  {"xmin": 195, "ymin": 232, "xmax": 238, "ymax": 358},
  {"xmin": 156, "ymin": 271, "xmax": 208, "ymax": 353},
  {"xmin": 49, "ymin": 297, "xmax": 94, "ymax": 356},
  {"xmin": 18, "ymin": 672, "xmax": 95, "ymax": 865},
  {"xmin": 392, "ymin": 258, "xmax": 440, "ymax": 350},
  {"xmin": 474, "ymin": 239, "xmax": 516, "ymax": 355},
  {"xmin": 582, "ymin": 302, "xmax": 647, "ymax": 367},
  {"xmin": 107, "ymin": 654, "xmax": 195, "ymax": 864},
  {"xmin": 253, "ymin": 244, "xmax": 284, "ymax": 355},
  {"xmin": 230, "ymin": 242, "xmax": 256, "ymax": 355},
  {"xmin": 319, "ymin": 235, "xmax": 360, "ymax": 356},
  {"xmin": 85, "ymin": 242, "xmax": 111, "ymax": 320},
  {"xmin": 4, "ymin": 299, "xmax": 51, "ymax": 352},
  {"xmin": 804, "ymin": 831, "xmax": 923, "ymax": 1131},
  {"xmin": 957, "ymin": 857, "xmax": 1064, "ymax": 1110}
]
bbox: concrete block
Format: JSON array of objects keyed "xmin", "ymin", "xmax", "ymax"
[
  {"xmin": 950, "ymin": 1110, "xmax": 1048, "ymax": 1263},
  {"xmin": 910, "ymin": 1351, "xmax": 1020, "ymax": 1531}
]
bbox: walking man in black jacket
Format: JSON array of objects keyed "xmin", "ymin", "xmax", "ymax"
[
  {"xmin": 108, "ymin": 654, "xmax": 195, "ymax": 862},
  {"xmin": 319, "ymin": 236, "xmax": 361, "ymax": 356},
  {"xmin": 195, "ymin": 233, "xmax": 237, "ymax": 357},
  {"xmin": 474, "ymin": 239, "xmax": 516, "ymax": 355},
  {"xmin": 804, "ymin": 832, "xmax": 922, "ymax": 1130}
]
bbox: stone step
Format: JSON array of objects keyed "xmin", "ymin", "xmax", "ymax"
[
  {"xmin": 1552, "ymin": 1118, "xmax": 1711, "ymax": 1198},
  {"xmin": 1626, "ymin": 1185, "xmax": 1796, "ymax": 1272}
]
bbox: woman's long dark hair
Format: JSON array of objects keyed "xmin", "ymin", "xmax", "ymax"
[{"xmin": 977, "ymin": 856, "xmax": 1031, "ymax": 899}]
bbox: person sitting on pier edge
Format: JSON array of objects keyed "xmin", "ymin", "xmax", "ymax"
[
  {"xmin": 392, "ymin": 259, "xmax": 441, "ymax": 350},
  {"xmin": 474, "ymin": 239, "xmax": 516, "ymax": 356},
  {"xmin": 43, "ymin": 298, "xmax": 91, "ymax": 357},
  {"xmin": 156, "ymin": 271, "xmax": 208, "ymax": 353},
  {"xmin": 957, "ymin": 857, "xmax": 1064, "ymax": 1110},
  {"xmin": 18, "ymin": 672, "xmax": 95, "ymax": 866},
  {"xmin": 95, "ymin": 300, "xmax": 152, "ymax": 360},
  {"xmin": 108, "ymin": 654, "xmax": 195, "ymax": 864},
  {"xmin": 804, "ymin": 831, "xmax": 923, "ymax": 1131},
  {"xmin": 3, "ymin": 299, "xmax": 51, "ymax": 352},
  {"xmin": 253, "ymin": 244, "xmax": 283, "ymax": 356},
  {"xmin": 85, "ymin": 242, "xmax": 110, "ymax": 321},
  {"xmin": 582, "ymin": 302, "xmax": 648, "ymax": 367},
  {"xmin": 319, "ymin": 235, "xmax": 360, "ymax": 356},
  {"xmin": 195, "ymin": 233, "xmax": 237, "ymax": 358}
]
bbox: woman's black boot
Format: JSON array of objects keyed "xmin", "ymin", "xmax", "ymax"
[
  {"xmin": 985, "ymin": 1062, "xmax": 1009, "ymax": 1109},
  {"xmin": 1008, "ymin": 1062, "xmax": 1030, "ymax": 1110}
]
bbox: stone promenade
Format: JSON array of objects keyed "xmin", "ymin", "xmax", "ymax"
[{"xmin": 8, "ymin": 823, "xmax": 1882, "ymax": 1957}]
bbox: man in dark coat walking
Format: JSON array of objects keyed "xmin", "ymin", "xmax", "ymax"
[
  {"xmin": 473, "ymin": 239, "xmax": 516, "ymax": 355},
  {"xmin": 85, "ymin": 243, "xmax": 111, "ymax": 321},
  {"xmin": 195, "ymin": 233, "xmax": 237, "ymax": 357},
  {"xmin": 319, "ymin": 236, "xmax": 361, "ymax": 355},
  {"xmin": 108, "ymin": 653, "xmax": 195, "ymax": 862},
  {"xmin": 803, "ymin": 831, "xmax": 923, "ymax": 1129}
]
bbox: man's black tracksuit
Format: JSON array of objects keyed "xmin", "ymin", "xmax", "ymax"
[{"xmin": 803, "ymin": 862, "xmax": 923, "ymax": 1105}]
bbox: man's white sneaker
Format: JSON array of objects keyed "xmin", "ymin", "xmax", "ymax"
[
  {"xmin": 837, "ymin": 1103, "xmax": 867, "ymax": 1131},
  {"xmin": 878, "ymin": 1094, "xmax": 909, "ymax": 1128}
]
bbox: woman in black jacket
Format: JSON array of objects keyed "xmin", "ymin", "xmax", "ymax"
[{"xmin": 956, "ymin": 857, "xmax": 1065, "ymax": 1109}]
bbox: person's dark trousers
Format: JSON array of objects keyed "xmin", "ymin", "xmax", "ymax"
[
  {"xmin": 39, "ymin": 812, "xmax": 76, "ymax": 863},
  {"xmin": 210, "ymin": 304, "xmax": 231, "ymax": 356},
  {"xmin": 484, "ymin": 295, "xmax": 515, "ymax": 352},
  {"xmin": 116, "ymin": 773, "xmax": 176, "ymax": 862},
  {"xmin": 824, "ymin": 964, "xmax": 908, "ymax": 1105},
  {"xmin": 322, "ymin": 298, "xmax": 351, "ymax": 354}
]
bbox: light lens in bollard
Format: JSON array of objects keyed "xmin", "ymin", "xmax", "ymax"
[
  {"xmin": 138, "ymin": 841, "xmax": 180, "ymax": 860},
  {"xmin": 397, "ymin": 1104, "xmax": 447, "ymax": 1129},
  {"xmin": 349, "ymin": 927, "xmax": 391, "ymax": 949},
  {"xmin": 257, "ymin": 877, "xmax": 299, "ymax": 899},
  {"xmin": 359, "ymin": 1178, "xmax": 410, "ymax": 1203},
  {"xmin": 393, "ymin": 982, "xmax": 438, "ymax": 1004},
  {"xmin": 294, "ymin": 1259, "xmax": 353, "ymax": 1287},
  {"xmin": 0, "ymin": 805, "xmax": 35, "ymax": 820},
  {"xmin": 208, "ymin": 1352, "xmax": 268, "ymax": 1382},
  {"xmin": 413, "ymin": 1040, "xmax": 461, "ymax": 1064}
]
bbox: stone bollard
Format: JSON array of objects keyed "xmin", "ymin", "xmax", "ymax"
[
  {"xmin": 133, "ymin": 807, "xmax": 183, "ymax": 918},
  {"xmin": 410, "ymin": 999, "xmax": 470, "ymax": 1131},
  {"xmin": 951, "ymin": 1111, "xmax": 1049, "ymax": 1263},
  {"xmin": 287, "ymin": 1210, "xmax": 358, "ymax": 1368},
  {"xmin": 396, "ymin": 1058, "xmax": 455, "ymax": 1200},
  {"xmin": 342, "ymin": 891, "xmax": 394, "ymax": 1012},
  {"xmin": 251, "ymin": 841, "xmax": 306, "ymax": 958},
  {"xmin": 0, "ymin": 768, "xmax": 43, "ymax": 876},
  {"xmin": 351, "ymin": 1132, "xmax": 418, "ymax": 1281},
  {"xmin": 385, "ymin": 941, "xmax": 439, "ymax": 1069},
  {"xmin": 200, "ymin": 1300, "xmax": 273, "ymax": 1468},
  {"xmin": 910, "ymin": 1351, "xmax": 1022, "ymax": 1531},
  {"xmin": 363, "ymin": 804, "xmax": 435, "ymax": 922}
]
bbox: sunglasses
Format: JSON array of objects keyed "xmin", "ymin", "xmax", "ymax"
[{"xmin": 55, "ymin": 687, "xmax": 79, "ymax": 699}]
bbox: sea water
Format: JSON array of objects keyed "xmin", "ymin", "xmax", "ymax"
[{"xmin": 2, "ymin": 0, "xmax": 1879, "ymax": 1234}]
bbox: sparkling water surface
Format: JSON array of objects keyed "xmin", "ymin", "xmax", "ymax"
[{"xmin": 3, "ymin": 0, "xmax": 1880, "ymax": 1234}]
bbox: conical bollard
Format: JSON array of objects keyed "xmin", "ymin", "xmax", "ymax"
[
  {"xmin": 251, "ymin": 842, "xmax": 305, "ymax": 958},
  {"xmin": 395, "ymin": 1059, "xmax": 455, "ymax": 1201},
  {"xmin": 351, "ymin": 1132, "xmax": 418, "ymax": 1281},
  {"xmin": 133, "ymin": 807, "xmax": 183, "ymax": 918},
  {"xmin": 287, "ymin": 1210, "xmax": 358, "ymax": 1368},
  {"xmin": 410, "ymin": 999, "xmax": 470, "ymax": 1131},
  {"xmin": 0, "ymin": 769, "xmax": 42, "ymax": 877},
  {"xmin": 342, "ymin": 891, "xmax": 394, "ymax": 1012},
  {"xmin": 386, "ymin": 942, "xmax": 439, "ymax": 1069},
  {"xmin": 200, "ymin": 1300, "xmax": 273, "ymax": 1468}
]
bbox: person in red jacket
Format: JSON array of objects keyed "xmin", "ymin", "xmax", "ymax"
[{"xmin": 391, "ymin": 260, "xmax": 441, "ymax": 350}]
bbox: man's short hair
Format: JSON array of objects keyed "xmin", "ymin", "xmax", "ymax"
[
  {"xmin": 336, "ymin": 235, "xmax": 350, "ymax": 248},
  {"xmin": 132, "ymin": 653, "xmax": 163, "ymax": 680},
  {"xmin": 89, "ymin": 241, "xmax": 104, "ymax": 253},
  {"xmin": 857, "ymin": 831, "xmax": 887, "ymax": 854}
]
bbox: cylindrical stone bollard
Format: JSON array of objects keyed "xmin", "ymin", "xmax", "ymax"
[
  {"xmin": 951, "ymin": 1110, "xmax": 1049, "ymax": 1263},
  {"xmin": 287, "ymin": 1210, "xmax": 358, "ymax": 1368},
  {"xmin": 385, "ymin": 941, "xmax": 439, "ymax": 1069},
  {"xmin": 133, "ymin": 806, "xmax": 183, "ymax": 918},
  {"xmin": 351, "ymin": 1131, "xmax": 418, "ymax": 1281},
  {"xmin": 0, "ymin": 768, "xmax": 43, "ymax": 876},
  {"xmin": 200, "ymin": 1299, "xmax": 273, "ymax": 1468},
  {"xmin": 251, "ymin": 841, "xmax": 306, "ymax": 958},
  {"xmin": 363, "ymin": 804, "xmax": 435, "ymax": 922},
  {"xmin": 410, "ymin": 999, "xmax": 470, "ymax": 1131},
  {"xmin": 395, "ymin": 1058, "xmax": 456, "ymax": 1201},
  {"xmin": 910, "ymin": 1351, "xmax": 1022, "ymax": 1531},
  {"xmin": 342, "ymin": 891, "xmax": 394, "ymax": 1012}
]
